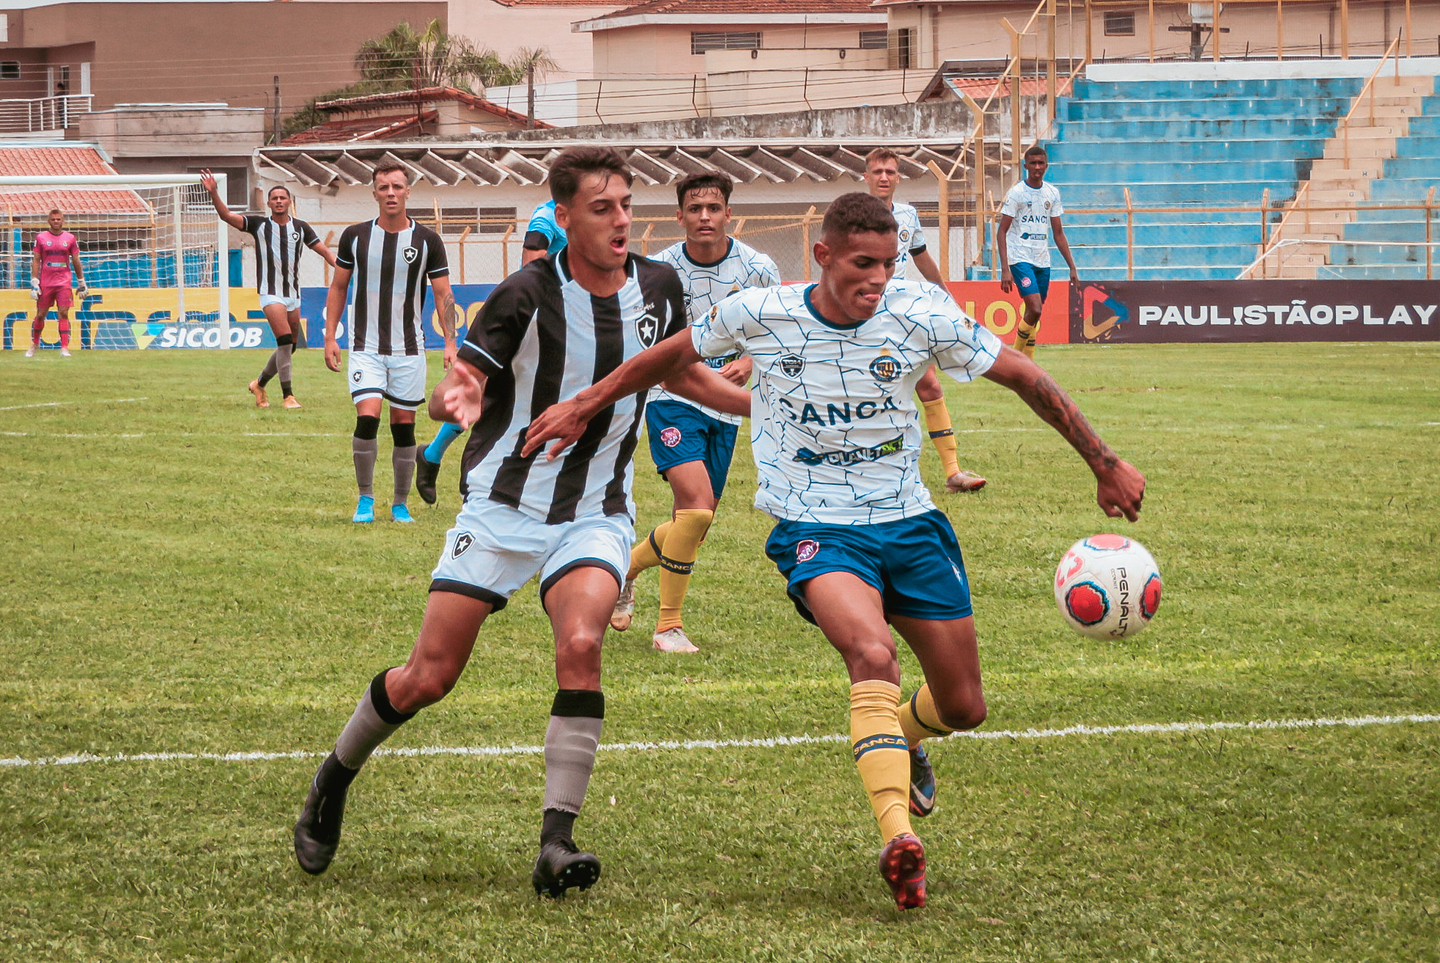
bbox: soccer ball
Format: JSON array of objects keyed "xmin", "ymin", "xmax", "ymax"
[{"xmin": 1053, "ymin": 534, "xmax": 1162, "ymax": 639}]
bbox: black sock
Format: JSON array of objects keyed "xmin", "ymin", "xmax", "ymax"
[
  {"xmin": 281, "ymin": 380, "xmax": 293, "ymax": 398},
  {"xmin": 541, "ymin": 808, "xmax": 577, "ymax": 848}
]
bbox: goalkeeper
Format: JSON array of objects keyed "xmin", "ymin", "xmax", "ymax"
[{"xmin": 26, "ymin": 208, "xmax": 85, "ymax": 357}]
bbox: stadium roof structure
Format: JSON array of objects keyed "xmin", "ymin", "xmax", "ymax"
[
  {"xmin": 256, "ymin": 139, "xmax": 978, "ymax": 191},
  {"xmin": 0, "ymin": 145, "xmax": 151, "ymax": 218},
  {"xmin": 281, "ymin": 88, "xmax": 553, "ymax": 146}
]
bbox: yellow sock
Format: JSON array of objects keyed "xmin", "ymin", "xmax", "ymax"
[
  {"xmin": 628, "ymin": 521, "xmax": 671, "ymax": 580},
  {"xmin": 921, "ymin": 398, "xmax": 960, "ymax": 479},
  {"xmin": 1014, "ymin": 316, "xmax": 1039, "ymax": 358},
  {"xmin": 898, "ymin": 684, "xmax": 954, "ymax": 748},
  {"xmin": 655, "ymin": 508, "xmax": 712, "ymax": 631},
  {"xmin": 850, "ymin": 680, "xmax": 913, "ymax": 842}
]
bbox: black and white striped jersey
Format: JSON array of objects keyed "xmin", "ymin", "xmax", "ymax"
[
  {"xmin": 241, "ymin": 215, "xmax": 320, "ymax": 298},
  {"xmin": 457, "ymin": 250, "xmax": 687, "ymax": 524},
  {"xmin": 336, "ymin": 218, "xmax": 449, "ymax": 356}
]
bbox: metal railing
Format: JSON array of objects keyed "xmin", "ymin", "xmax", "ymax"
[{"xmin": 0, "ymin": 95, "xmax": 92, "ymax": 133}]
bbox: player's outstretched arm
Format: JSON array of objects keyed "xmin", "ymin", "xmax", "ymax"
[
  {"xmin": 982, "ymin": 346, "xmax": 1145, "ymax": 520},
  {"xmin": 198, "ymin": 170, "xmax": 246, "ymax": 231},
  {"xmin": 430, "ymin": 358, "xmax": 487, "ymax": 428},
  {"xmin": 660, "ymin": 361, "xmax": 750, "ymax": 417},
  {"xmin": 523, "ymin": 329, "xmax": 703, "ymax": 461}
]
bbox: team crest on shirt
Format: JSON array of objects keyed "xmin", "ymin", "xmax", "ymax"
[
  {"xmin": 869, "ymin": 352, "xmax": 901, "ymax": 382},
  {"xmin": 452, "ymin": 532, "xmax": 474, "ymax": 558},
  {"xmin": 660, "ymin": 426, "xmax": 682, "ymax": 448},
  {"xmin": 636, "ymin": 312, "xmax": 661, "ymax": 348},
  {"xmin": 796, "ymin": 539, "xmax": 820, "ymax": 563},
  {"xmin": 779, "ymin": 354, "xmax": 804, "ymax": 378},
  {"xmin": 402, "ymin": 246, "xmax": 419, "ymax": 264}
]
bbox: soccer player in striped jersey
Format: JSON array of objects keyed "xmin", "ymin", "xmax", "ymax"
[
  {"xmin": 293, "ymin": 147, "xmax": 748, "ymax": 896},
  {"xmin": 201, "ymin": 171, "xmax": 336, "ymax": 408},
  {"xmin": 864, "ymin": 148, "xmax": 987, "ymax": 495},
  {"xmin": 26, "ymin": 208, "xmax": 85, "ymax": 357},
  {"xmin": 322, "ymin": 161, "xmax": 458, "ymax": 525},
  {"xmin": 415, "ymin": 197, "xmax": 571, "ymax": 504},
  {"xmin": 609, "ymin": 171, "xmax": 779, "ymax": 654},
  {"xmin": 523, "ymin": 192, "xmax": 1145, "ymax": 910}
]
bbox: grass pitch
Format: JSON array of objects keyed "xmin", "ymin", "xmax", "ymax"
[{"xmin": 1, "ymin": 342, "xmax": 1437, "ymax": 962}]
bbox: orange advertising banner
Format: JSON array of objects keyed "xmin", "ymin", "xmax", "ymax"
[{"xmin": 946, "ymin": 281, "xmax": 1071, "ymax": 346}]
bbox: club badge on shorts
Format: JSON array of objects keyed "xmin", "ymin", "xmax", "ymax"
[
  {"xmin": 796, "ymin": 539, "xmax": 820, "ymax": 563},
  {"xmin": 660, "ymin": 426, "xmax": 682, "ymax": 448},
  {"xmin": 452, "ymin": 532, "xmax": 474, "ymax": 558}
]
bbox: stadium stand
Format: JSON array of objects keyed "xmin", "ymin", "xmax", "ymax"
[{"xmin": 1038, "ymin": 75, "xmax": 1367, "ymax": 280}]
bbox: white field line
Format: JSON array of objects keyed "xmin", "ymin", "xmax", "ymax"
[
  {"xmin": 2, "ymin": 712, "xmax": 1435, "ymax": 771},
  {"xmin": 0, "ymin": 397, "xmax": 148, "ymax": 412}
]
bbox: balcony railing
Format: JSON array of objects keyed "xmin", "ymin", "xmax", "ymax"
[{"xmin": 0, "ymin": 95, "xmax": 93, "ymax": 133}]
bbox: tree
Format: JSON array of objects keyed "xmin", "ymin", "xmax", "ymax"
[{"xmin": 355, "ymin": 19, "xmax": 510, "ymax": 94}]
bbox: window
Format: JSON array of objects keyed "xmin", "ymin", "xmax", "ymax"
[
  {"xmin": 691, "ymin": 31, "xmax": 761, "ymax": 55},
  {"xmin": 1104, "ymin": 11, "xmax": 1136, "ymax": 36},
  {"xmin": 859, "ymin": 30, "xmax": 888, "ymax": 50},
  {"xmin": 0, "ymin": 62, "xmax": 20, "ymax": 80},
  {"xmin": 888, "ymin": 28, "xmax": 915, "ymax": 70}
]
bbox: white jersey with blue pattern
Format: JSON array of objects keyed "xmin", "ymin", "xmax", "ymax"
[
  {"xmin": 891, "ymin": 201, "xmax": 927, "ymax": 281},
  {"xmin": 692, "ymin": 280, "xmax": 1002, "ymax": 525},
  {"xmin": 648, "ymin": 237, "xmax": 780, "ymax": 426},
  {"xmin": 1000, "ymin": 180, "xmax": 1064, "ymax": 269}
]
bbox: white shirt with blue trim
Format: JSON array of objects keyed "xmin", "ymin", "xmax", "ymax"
[{"xmin": 692, "ymin": 280, "xmax": 1002, "ymax": 525}]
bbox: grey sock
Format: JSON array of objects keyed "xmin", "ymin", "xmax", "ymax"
[
  {"xmin": 334, "ymin": 670, "xmax": 413, "ymax": 769},
  {"xmin": 276, "ymin": 342, "xmax": 293, "ymax": 384},
  {"xmin": 352, "ymin": 437, "xmax": 378, "ymax": 498},
  {"xmin": 542, "ymin": 713, "xmax": 604, "ymax": 815},
  {"xmin": 258, "ymin": 352, "xmax": 278, "ymax": 386},
  {"xmin": 392, "ymin": 445, "xmax": 417, "ymax": 506}
]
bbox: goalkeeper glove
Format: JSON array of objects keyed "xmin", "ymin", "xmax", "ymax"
[
  {"xmin": 77, "ymin": 280, "xmax": 88, "ymax": 297},
  {"xmin": 29, "ymin": 278, "xmax": 39, "ymax": 300}
]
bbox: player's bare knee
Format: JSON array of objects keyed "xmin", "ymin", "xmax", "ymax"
[{"xmin": 935, "ymin": 692, "xmax": 987, "ymax": 731}]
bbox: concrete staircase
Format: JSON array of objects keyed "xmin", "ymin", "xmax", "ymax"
[{"xmin": 1259, "ymin": 75, "xmax": 1434, "ymax": 278}]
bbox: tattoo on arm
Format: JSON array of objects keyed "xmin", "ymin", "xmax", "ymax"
[
  {"xmin": 1022, "ymin": 370, "xmax": 1117, "ymax": 470},
  {"xmin": 435, "ymin": 291, "xmax": 458, "ymax": 340}
]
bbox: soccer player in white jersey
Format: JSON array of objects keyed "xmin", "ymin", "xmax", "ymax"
[
  {"xmin": 998, "ymin": 144, "xmax": 1079, "ymax": 358},
  {"xmin": 608, "ymin": 171, "xmax": 780, "ymax": 654},
  {"xmin": 202, "ymin": 172, "xmax": 337, "ymax": 408},
  {"xmin": 323, "ymin": 161, "xmax": 458, "ymax": 524},
  {"xmin": 523, "ymin": 192, "xmax": 1145, "ymax": 911},
  {"xmin": 864, "ymin": 147, "xmax": 986, "ymax": 494},
  {"xmin": 293, "ymin": 147, "xmax": 748, "ymax": 898}
]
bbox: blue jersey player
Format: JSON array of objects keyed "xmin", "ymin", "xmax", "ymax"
[
  {"xmin": 609, "ymin": 171, "xmax": 780, "ymax": 654},
  {"xmin": 522, "ymin": 192, "xmax": 1146, "ymax": 911}
]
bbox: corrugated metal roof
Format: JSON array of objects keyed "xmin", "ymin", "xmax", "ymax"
[{"xmin": 257, "ymin": 140, "xmax": 976, "ymax": 190}]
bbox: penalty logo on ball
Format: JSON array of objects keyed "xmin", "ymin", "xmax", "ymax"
[{"xmin": 1053, "ymin": 534, "xmax": 1162, "ymax": 639}]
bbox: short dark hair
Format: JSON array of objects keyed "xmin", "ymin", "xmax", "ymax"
[
  {"xmin": 1024, "ymin": 144, "xmax": 1049, "ymax": 160},
  {"xmin": 675, "ymin": 171, "xmax": 732, "ymax": 207},
  {"xmin": 821, "ymin": 192, "xmax": 897, "ymax": 243},
  {"xmin": 548, "ymin": 146, "xmax": 632, "ymax": 206},
  {"xmin": 371, "ymin": 160, "xmax": 408, "ymax": 185},
  {"xmin": 267, "ymin": 184, "xmax": 292, "ymax": 200}
]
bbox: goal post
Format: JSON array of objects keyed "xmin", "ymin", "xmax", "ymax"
[{"xmin": 0, "ymin": 173, "xmax": 230, "ymax": 349}]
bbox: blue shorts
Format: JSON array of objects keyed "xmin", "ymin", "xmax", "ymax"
[
  {"xmin": 764, "ymin": 510, "xmax": 974, "ymax": 625},
  {"xmin": 645, "ymin": 399, "xmax": 740, "ymax": 500},
  {"xmin": 1010, "ymin": 263, "xmax": 1051, "ymax": 302}
]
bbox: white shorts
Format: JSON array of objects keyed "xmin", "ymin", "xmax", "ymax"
[
  {"xmin": 347, "ymin": 352, "xmax": 427, "ymax": 410},
  {"xmin": 429, "ymin": 497, "xmax": 634, "ymax": 612},
  {"xmin": 259, "ymin": 294, "xmax": 301, "ymax": 311}
]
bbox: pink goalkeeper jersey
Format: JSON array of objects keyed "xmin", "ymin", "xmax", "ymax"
[{"xmin": 34, "ymin": 231, "xmax": 78, "ymax": 287}]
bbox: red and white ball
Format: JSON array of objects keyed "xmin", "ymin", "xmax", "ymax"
[{"xmin": 1054, "ymin": 534, "xmax": 1162, "ymax": 639}]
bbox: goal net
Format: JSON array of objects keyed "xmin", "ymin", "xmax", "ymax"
[{"xmin": 0, "ymin": 174, "xmax": 229, "ymax": 350}]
